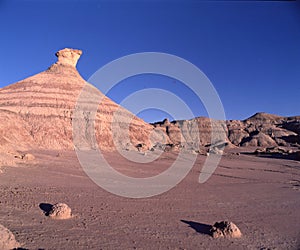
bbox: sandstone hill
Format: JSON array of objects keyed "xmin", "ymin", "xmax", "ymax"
[
  {"xmin": 152, "ymin": 113, "xmax": 300, "ymax": 158},
  {"xmin": 0, "ymin": 49, "xmax": 157, "ymax": 155},
  {"xmin": 0, "ymin": 48, "xmax": 299, "ymax": 165}
]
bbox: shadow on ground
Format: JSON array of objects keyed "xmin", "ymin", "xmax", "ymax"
[
  {"xmin": 181, "ymin": 220, "xmax": 212, "ymax": 236},
  {"xmin": 39, "ymin": 203, "xmax": 53, "ymax": 216},
  {"xmin": 241, "ymin": 151, "xmax": 300, "ymax": 162}
]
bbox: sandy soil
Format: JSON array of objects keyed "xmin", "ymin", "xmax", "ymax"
[{"xmin": 0, "ymin": 149, "xmax": 299, "ymax": 249}]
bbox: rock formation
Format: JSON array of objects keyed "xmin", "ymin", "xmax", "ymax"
[
  {"xmin": 153, "ymin": 112, "xmax": 300, "ymax": 153},
  {"xmin": 48, "ymin": 203, "xmax": 72, "ymax": 219},
  {"xmin": 210, "ymin": 221, "xmax": 242, "ymax": 239},
  {"xmin": 0, "ymin": 224, "xmax": 21, "ymax": 249},
  {"xmin": 56, "ymin": 48, "xmax": 82, "ymax": 67},
  {"xmin": 0, "ymin": 48, "xmax": 159, "ymax": 154},
  {"xmin": 0, "ymin": 48, "xmax": 299, "ymax": 165}
]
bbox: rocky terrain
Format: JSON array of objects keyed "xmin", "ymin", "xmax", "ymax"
[
  {"xmin": 0, "ymin": 48, "xmax": 299, "ymax": 249},
  {"xmin": 0, "ymin": 48, "xmax": 299, "ymax": 166},
  {"xmin": 153, "ymin": 113, "xmax": 300, "ymax": 157},
  {"xmin": 0, "ymin": 149, "xmax": 299, "ymax": 249}
]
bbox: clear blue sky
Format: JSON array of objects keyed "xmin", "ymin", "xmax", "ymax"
[{"xmin": 0, "ymin": 0, "xmax": 299, "ymax": 122}]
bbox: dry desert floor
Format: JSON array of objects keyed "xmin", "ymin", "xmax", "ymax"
[{"xmin": 0, "ymin": 149, "xmax": 299, "ymax": 249}]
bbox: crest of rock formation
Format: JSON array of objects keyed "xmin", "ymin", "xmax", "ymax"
[{"xmin": 55, "ymin": 48, "xmax": 82, "ymax": 67}]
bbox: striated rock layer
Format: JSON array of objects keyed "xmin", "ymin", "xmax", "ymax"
[
  {"xmin": 153, "ymin": 113, "xmax": 300, "ymax": 150},
  {"xmin": 0, "ymin": 48, "xmax": 157, "ymax": 154},
  {"xmin": 0, "ymin": 48, "xmax": 299, "ymax": 164}
]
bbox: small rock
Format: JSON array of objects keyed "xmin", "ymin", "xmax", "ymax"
[
  {"xmin": 210, "ymin": 221, "xmax": 242, "ymax": 239},
  {"xmin": 136, "ymin": 143, "xmax": 148, "ymax": 152},
  {"xmin": 48, "ymin": 203, "xmax": 72, "ymax": 219},
  {"xmin": 254, "ymin": 148, "xmax": 266, "ymax": 154},
  {"xmin": 0, "ymin": 224, "xmax": 21, "ymax": 250},
  {"xmin": 14, "ymin": 153, "xmax": 35, "ymax": 160},
  {"xmin": 23, "ymin": 153, "xmax": 35, "ymax": 161},
  {"xmin": 209, "ymin": 147, "xmax": 223, "ymax": 155},
  {"xmin": 14, "ymin": 153, "xmax": 23, "ymax": 159}
]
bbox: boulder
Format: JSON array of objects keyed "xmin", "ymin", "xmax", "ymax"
[
  {"xmin": 210, "ymin": 221, "xmax": 242, "ymax": 239},
  {"xmin": 23, "ymin": 153, "xmax": 35, "ymax": 161},
  {"xmin": 0, "ymin": 224, "xmax": 21, "ymax": 250},
  {"xmin": 48, "ymin": 203, "xmax": 72, "ymax": 219}
]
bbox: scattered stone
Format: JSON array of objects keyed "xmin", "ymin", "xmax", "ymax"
[
  {"xmin": 266, "ymin": 146, "xmax": 289, "ymax": 154},
  {"xmin": 23, "ymin": 153, "xmax": 35, "ymax": 161},
  {"xmin": 14, "ymin": 153, "xmax": 35, "ymax": 161},
  {"xmin": 210, "ymin": 221, "xmax": 242, "ymax": 239},
  {"xmin": 254, "ymin": 148, "xmax": 266, "ymax": 155},
  {"xmin": 209, "ymin": 147, "xmax": 223, "ymax": 155},
  {"xmin": 48, "ymin": 203, "xmax": 72, "ymax": 219},
  {"xmin": 253, "ymin": 147, "xmax": 300, "ymax": 161},
  {"xmin": 136, "ymin": 143, "xmax": 148, "ymax": 152},
  {"xmin": 0, "ymin": 224, "xmax": 21, "ymax": 250},
  {"xmin": 14, "ymin": 153, "xmax": 23, "ymax": 159}
]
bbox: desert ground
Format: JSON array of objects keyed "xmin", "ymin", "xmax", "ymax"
[{"xmin": 0, "ymin": 148, "xmax": 299, "ymax": 250}]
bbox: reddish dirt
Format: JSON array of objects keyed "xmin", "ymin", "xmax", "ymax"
[{"xmin": 0, "ymin": 148, "xmax": 299, "ymax": 249}]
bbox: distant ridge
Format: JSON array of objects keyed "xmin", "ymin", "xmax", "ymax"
[{"xmin": 244, "ymin": 112, "xmax": 283, "ymax": 122}]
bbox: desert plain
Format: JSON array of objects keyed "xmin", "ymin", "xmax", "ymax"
[
  {"xmin": 0, "ymin": 48, "xmax": 299, "ymax": 249},
  {"xmin": 0, "ymin": 148, "xmax": 299, "ymax": 249}
]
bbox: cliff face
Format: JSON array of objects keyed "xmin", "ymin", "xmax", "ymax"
[{"xmin": 0, "ymin": 48, "xmax": 299, "ymax": 164}]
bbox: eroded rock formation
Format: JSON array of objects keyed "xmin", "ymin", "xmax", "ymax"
[
  {"xmin": 0, "ymin": 48, "xmax": 158, "ymax": 154},
  {"xmin": 0, "ymin": 48, "xmax": 299, "ymax": 165}
]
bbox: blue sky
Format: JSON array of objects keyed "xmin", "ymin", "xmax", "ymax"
[{"xmin": 0, "ymin": 0, "xmax": 299, "ymax": 122}]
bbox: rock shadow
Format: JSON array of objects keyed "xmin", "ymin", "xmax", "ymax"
[
  {"xmin": 181, "ymin": 220, "xmax": 212, "ymax": 236},
  {"xmin": 241, "ymin": 151, "xmax": 300, "ymax": 162},
  {"xmin": 39, "ymin": 203, "xmax": 53, "ymax": 216},
  {"xmin": 14, "ymin": 248, "xmax": 44, "ymax": 250}
]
